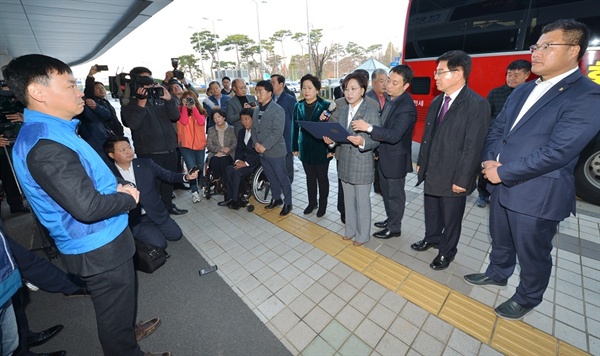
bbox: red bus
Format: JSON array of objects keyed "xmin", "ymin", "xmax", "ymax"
[{"xmin": 404, "ymin": 0, "xmax": 600, "ymax": 205}]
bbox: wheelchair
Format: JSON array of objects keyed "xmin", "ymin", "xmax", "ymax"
[{"xmin": 204, "ymin": 163, "xmax": 272, "ymax": 212}]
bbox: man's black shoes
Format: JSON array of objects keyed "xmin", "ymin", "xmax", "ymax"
[
  {"xmin": 265, "ymin": 199, "xmax": 283, "ymax": 209},
  {"xmin": 280, "ymin": 205, "xmax": 292, "ymax": 216},
  {"xmin": 218, "ymin": 199, "xmax": 231, "ymax": 207},
  {"xmin": 463, "ymin": 273, "xmax": 507, "ymax": 287},
  {"xmin": 410, "ymin": 240, "xmax": 438, "ymax": 251},
  {"xmin": 168, "ymin": 207, "xmax": 188, "ymax": 215},
  {"xmin": 228, "ymin": 201, "xmax": 240, "ymax": 210},
  {"xmin": 374, "ymin": 219, "xmax": 388, "ymax": 228},
  {"xmin": 494, "ymin": 299, "xmax": 534, "ymax": 320},
  {"xmin": 373, "ymin": 228, "xmax": 401, "ymax": 239},
  {"xmin": 430, "ymin": 254, "xmax": 454, "ymax": 270},
  {"xmin": 27, "ymin": 324, "xmax": 64, "ymax": 347}
]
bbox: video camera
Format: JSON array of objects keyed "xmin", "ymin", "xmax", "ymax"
[
  {"xmin": 0, "ymin": 90, "xmax": 25, "ymax": 144},
  {"xmin": 171, "ymin": 58, "xmax": 184, "ymax": 80},
  {"xmin": 109, "ymin": 72, "xmax": 164, "ymax": 105}
]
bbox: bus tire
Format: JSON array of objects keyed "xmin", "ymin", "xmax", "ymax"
[{"xmin": 575, "ymin": 135, "xmax": 600, "ymax": 206}]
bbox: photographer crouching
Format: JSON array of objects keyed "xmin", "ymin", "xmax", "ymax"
[
  {"xmin": 120, "ymin": 67, "xmax": 188, "ymax": 215},
  {"xmin": 0, "ymin": 82, "xmax": 30, "ymax": 216}
]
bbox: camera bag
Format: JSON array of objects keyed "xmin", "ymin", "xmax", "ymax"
[{"xmin": 133, "ymin": 240, "xmax": 167, "ymax": 273}]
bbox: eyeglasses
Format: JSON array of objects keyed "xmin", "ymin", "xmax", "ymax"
[
  {"xmin": 433, "ymin": 69, "xmax": 457, "ymax": 77},
  {"xmin": 529, "ymin": 43, "xmax": 576, "ymax": 53},
  {"xmin": 343, "ymin": 87, "xmax": 361, "ymax": 93}
]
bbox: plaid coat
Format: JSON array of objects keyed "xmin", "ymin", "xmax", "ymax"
[{"xmin": 332, "ymin": 100, "xmax": 380, "ymax": 185}]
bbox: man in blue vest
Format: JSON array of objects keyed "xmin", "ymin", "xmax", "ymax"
[{"xmin": 4, "ymin": 54, "xmax": 169, "ymax": 356}]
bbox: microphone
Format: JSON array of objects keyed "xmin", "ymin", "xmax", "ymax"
[{"xmin": 323, "ymin": 102, "xmax": 337, "ymax": 120}]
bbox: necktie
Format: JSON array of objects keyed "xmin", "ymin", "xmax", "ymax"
[{"xmin": 437, "ymin": 95, "xmax": 451, "ymax": 125}]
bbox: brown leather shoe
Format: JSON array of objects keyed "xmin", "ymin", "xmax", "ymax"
[{"xmin": 135, "ymin": 317, "xmax": 161, "ymax": 342}]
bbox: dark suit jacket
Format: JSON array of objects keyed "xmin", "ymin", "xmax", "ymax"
[
  {"xmin": 234, "ymin": 128, "xmax": 260, "ymax": 169},
  {"xmin": 226, "ymin": 94, "xmax": 256, "ymax": 128},
  {"xmin": 417, "ymin": 86, "xmax": 491, "ymax": 196},
  {"xmin": 252, "ymin": 100, "xmax": 287, "ymax": 158},
  {"xmin": 370, "ymin": 91, "xmax": 417, "ymax": 179},
  {"xmin": 275, "ymin": 92, "xmax": 297, "ymax": 153},
  {"xmin": 483, "ymin": 70, "xmax": 600, "ymax": 221},
  {"xmin": 113, "ymin": 158, "xmax": 185, "ymax": 227}
]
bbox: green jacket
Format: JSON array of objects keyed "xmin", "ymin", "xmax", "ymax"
[{"xmin": 292, "ymin": 96, "xmax": 331, "ymax": 165}]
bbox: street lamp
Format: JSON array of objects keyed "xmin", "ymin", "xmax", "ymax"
[
  {"xmin": 251, "ymin": 0, "xmax": 267, "ymax": 79},
  {"xmin": 306, "ymin": 0, "xmax": 311, "ymax": 74},
  {"xmin": 202, "ymin": 17, "xmax": 222, "ymax": 80}
]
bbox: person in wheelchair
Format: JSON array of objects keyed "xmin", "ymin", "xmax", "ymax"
[
  {"xmin": 218, "ymin": 108, "xmax": 260, "ymax": 210},
  {"xmin": 205, "ymin": 109, "xmax": 237, "ymax": 194}
]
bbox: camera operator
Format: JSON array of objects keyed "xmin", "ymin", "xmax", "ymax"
[
  {"xmin": 121, "ymin": 67, "xmax": 188, "ymax": 215},
  {"xmin": 0, "ymin": 83, "xmax": 30, "ymax": 215},
  {"xmin": 162, "ymin": 58, "xmax": 199, "ymax": 98},
  {"xmin": 78, "ymin": 65, "xmax": 125, "ymax": 165}
]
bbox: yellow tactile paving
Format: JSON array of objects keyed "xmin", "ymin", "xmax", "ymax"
[
  {"xmin": 363, "ymin": 256, "xmax": 411, "ymax": 291},
  {"xmin": 558, "ymin": 341, "xmax": 591, "ymax": 356},
  {"xmin": 398, "ymin": 272, "xmax": 450, "ymax": 314},
  {"xmin": 312, "ymin": 232, "xmax": 350, "ymax": 255},
  {"xmin": 256, "ymin": 211, "xmax": 588, "ymax": 355},
  {"xmin": 438, "ymin": 291, "xmax": 495, "ymax": 343},
  {"xmin": 491, "ymin": 318, "xmax": 557, "ymax": 356},
  {"xmin": 276, "ymin": 214, "xmax": 307, "ymax": 234},
  {"xmin": 336, "ymin": 245, "xmax": 379, "ymax": 272},
  {"xmin": 293, "ymin": 225, "xmax": 324, "ymax": 243}
]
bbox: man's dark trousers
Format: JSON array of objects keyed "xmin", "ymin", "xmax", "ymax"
[
  {"xmin": 82, "ymin": 258, "xmax": 143, "ymax": 356},
  {"xmin": 138, "ymin": 151, "xmax": 177, "ymax": 210},
  {"xmin": 225, "ymin": 165, "xmax": 254, "ymax": 202},
  {"xmin": 132, "ymin": 215, "xmax": 182, "ymax": 249},
  {"xmin": 423, "ymin": 194, "xmax": 466, "ymax": 258},
  {"xmin": 485, "ymin": 192, "xmax": 557, "ymax": 308},
  {"xmin": 378, "ymin": 164, "xmax": 405, "ymax": 233}
]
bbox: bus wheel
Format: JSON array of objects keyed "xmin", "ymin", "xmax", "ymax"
[{"xmin": 575, "ymin": 136, "xmax": 600, "ymax": 206}]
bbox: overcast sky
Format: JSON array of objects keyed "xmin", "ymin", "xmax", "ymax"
[{"xmin": 72, "ymin": 0, "xmax": 410, "ymax": 81}]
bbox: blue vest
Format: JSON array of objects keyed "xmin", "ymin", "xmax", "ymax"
[{"xmin": 12, "ymin": 109, "xmax": 128, "ymax": 254}]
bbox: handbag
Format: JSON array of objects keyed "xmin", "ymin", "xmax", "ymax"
[{"xmin": 133, "ymin": 240, "xmax": 167, "ymax": 273}]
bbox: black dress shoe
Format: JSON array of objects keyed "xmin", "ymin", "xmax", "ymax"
[
  {"xmin": 374, "ymin": 219, "xmax": 388, "ymax": 228},
  {"xmin": 494, "ymin": 299, "xmax": 534, "ymax": 320},
  {"xmin": 228, "ymin": 201, "xmax": 240, "ymax": 210},
  {"xmin": 27, "ymin": 324, "xmax": 64, "ymax": 347},
  {"xmin": 373, "ymin": 228, "xmax": 401, "ymax": 239},
  {"xmin": 430, "ymin": 254, "xmax": 454, "ymax": 270},
  {"xmin": 168, "ymin": 207, "xmax": 188, "ymax": 215},
  {"xmin": 410, "ymin": 240, "xmax": 439, "ymax": 251},
  {"xmin": 218, "ymin": 199, "xmax": 232, "ymax": 206},
  {"xmin": 10, "ymin": 205, "xmax": 31, "ymax": 214},
  {"xmin": 265, "ymin": 199, "xmax": 283, "ymax": 209},
  {"xmin": 464, "ymin": 273, "xmax": 507, "ymax": 287},
  {"xmin": 316, "ymin": 206, "xmax": 326, "ymax": 218},
  {"xmin": 280, "ymin": 204, "xmax": 292, "ymax": 216},
  {"xmin": 303, "ymin": 204, "xmax": 316, "ymax": 214}
]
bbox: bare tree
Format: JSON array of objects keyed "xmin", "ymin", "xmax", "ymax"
[{"xmin": 308, "ymin": 29, "xmax": 334, "ymax": 79}]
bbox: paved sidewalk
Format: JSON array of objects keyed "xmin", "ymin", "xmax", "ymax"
[{"xmin": 172, "ymin": 158, "xmax": 599, "ymax": 355}]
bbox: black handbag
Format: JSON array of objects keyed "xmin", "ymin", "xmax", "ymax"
[{"xmin": 133, "ymin": 240, "xmax": 167, "ymax": 273}]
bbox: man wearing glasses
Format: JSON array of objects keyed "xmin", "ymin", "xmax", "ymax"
[
  {"xmin": 412, "ymin": 50, "xmax": 491, "ymax": 271},
  {"xmin": 464, "ymin": 19, "xmax": 600, "ymax": 320}
]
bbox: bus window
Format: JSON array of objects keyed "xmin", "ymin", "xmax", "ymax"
[{"xmin": 410, "ymin": 77, "xmax": 431, "ymax": 95}]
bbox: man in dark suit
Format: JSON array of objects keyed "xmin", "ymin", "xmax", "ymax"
[
  {"xmin": 271, "ymin": 74, "xmax": 297, "ymax": 182},
  {"xmin": 252, "ymin": 80, "xmax": 293, "ymax": 216},
  {"xmin": 464, "ymin": 19, "xmax": 600, "ymax": 320},
  {"xmin": 413, "ymin": 50, "xmax": 491, "ymax": 271},
  {"xmin": 352, "ymin": 65, "xmax": 417, "ymax": 239},
  {"xmin": 218, "ymin": 108, "xmax": 260, "ymax": 209},
  {"xmin": 226, "ymin": 78, "xmax": 256, "ymax": 134},
  {"xmin": 105, "ymin": 137, "xmax": 198, "ymax": 250}
]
